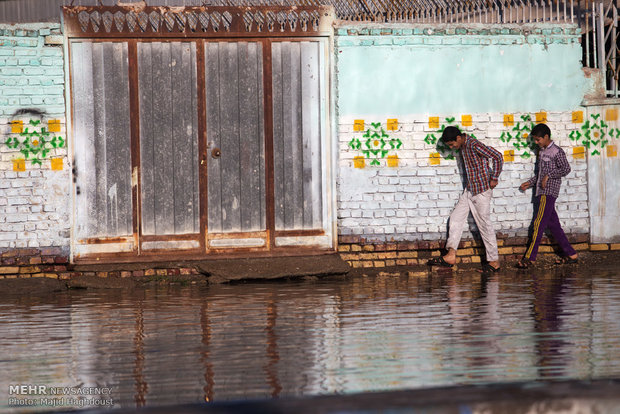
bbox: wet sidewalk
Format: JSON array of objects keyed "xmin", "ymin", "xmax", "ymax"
[
  {"xmin": 3, "ymin": 250, "xmax": 620, "ymax": 295},
  {"xmin": 0, "ymin": 253, "xmax": 351, "ymax": 293}
]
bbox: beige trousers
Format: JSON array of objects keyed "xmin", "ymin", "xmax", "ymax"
[{"xmin": 446, "ymin": 189, "xmax": 499, "ymax": 262}]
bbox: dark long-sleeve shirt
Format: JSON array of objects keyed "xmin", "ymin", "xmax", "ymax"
[{"xmin": 461, "ymin": 136, "xmax": 503, "ymax": 195}]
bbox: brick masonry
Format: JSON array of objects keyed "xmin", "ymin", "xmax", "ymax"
[
  {"xmin": 1, "ymin": 241, "xmax": 618, "ymax": 277},
  {"xmin": 337, "ymin": 234, "xmax": 615, "ymax": 269},
  {"xmin": 337, "ymin": 113, "xmax": 590, "ymax": 242},
  {"xmin": 335, "ymin": 23, "xmax": 591, "ymax": 249},
  {"xmin": 0, "ymin": 23, "xmax": 70, "ymax": 252},
  {"xmin": 0, "ymin": 247, "xmax": 200, "ymax": 279}
]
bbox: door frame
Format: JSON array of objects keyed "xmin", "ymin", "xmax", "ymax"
[{"xmin": 63, "ymin": 6, "xmax": 336, "ymax": 263}]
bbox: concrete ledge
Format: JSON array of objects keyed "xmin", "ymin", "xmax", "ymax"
[{"xmin": 193, "ymin": 254, "xmax": 351, "ymax": 284}]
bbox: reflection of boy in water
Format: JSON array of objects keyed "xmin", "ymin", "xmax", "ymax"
[
  {"xmin": 532, "ymin": 273, "xmax": 567, "ymax": 378},
  {"xmin": 517, "ymin": 124, "xmax": 578, "ymax": 269}
]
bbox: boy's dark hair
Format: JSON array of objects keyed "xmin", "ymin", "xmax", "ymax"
[
  {"xmin": 530, "ymin": 123, "xmax": 551, "ymax": 138},
  {"xmin": 440, "ymin": 126, "xmax": 462, "ymax": 143}
]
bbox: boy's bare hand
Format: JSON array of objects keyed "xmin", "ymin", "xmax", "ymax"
[
  {"xmin": 519, "ymin": 182, "xmax": 530, "ymax": 191},
  {"xmin": 490, "ymin": 179, "xmax": 498, "ymax": 189},
  {"xmin": 541, "ymin": 175, "xmax": 549, "ymax": 189}
]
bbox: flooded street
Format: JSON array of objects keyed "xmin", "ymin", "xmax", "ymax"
[{"xmin": 1, "ymin": 267, "xmax": 620, "ymax": 412}]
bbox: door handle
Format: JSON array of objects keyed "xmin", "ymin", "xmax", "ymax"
[{"xmin": 211, "ymin": 148, "xmax": 221, "ymax": 159}]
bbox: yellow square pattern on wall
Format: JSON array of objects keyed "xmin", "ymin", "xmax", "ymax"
[
  {"xmin": 353, "ymin": 156, "xmax": 366, "ymax": 169},
  {"xmin": 387, "ymin": 154, "xmax": 399, "ymax": 167},
  {"xmin": 573, "ymin": 146, "xmax": 586, "ymax": 159},
  {"xmin": 607, "ymin": 145, "xmax": 617, "ymax": 158},
  {"xmin": 51, "ymin": 157, "xmax": 64, "ymax": 170},
  {"xmin": 48, "ymin": 120, "xmax": 61, "ymax": 133},
  {"xmin": 429, "ymin": 117, "xmax": 439, "ymax": 129},
  {"xmin": 11, "ymin": 120, "xmax": 23, "ymax": 134},
  {"xmin": 503, "ymin": 150, "xmax": 514, "ymax": 162},
  {"xmin": 572, "ymin": 111, "xmax": 583, "ymax": 123},
  {"xmin": 353, "ymin": 120, "xmax": 365, "ymax": 131},
  {"xmin": 606, "ymin": 108, "xmax": 618, "ymax": 121},
  {"xmin": 13, "ymin": 159, "xmax": 26, "ymax": 172},
  {"xmin": 535, "ymin": 111, "xmax": 547, "ymax": 123}
]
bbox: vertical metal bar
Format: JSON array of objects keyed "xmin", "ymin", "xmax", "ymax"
[
  {"xmin": 262, "ymin": 39, "xmax": 275, "ymax": 250},
  {"xmin": 598, "ymin": 2, "xmax": 605, "ymax": 71},
  {"xmin": 613, "ymin": 4, "xmax": 618, "ymax": 96},
  {"xmin": 196, "ymin": 39, "xmax": 208, "ymax": 252},
  {"xmin": 550, "ymin": 0, "xmax": 553, "ymax": 21},
  {"xmin": 571, "ymin": 0, "xmax": 574, "ymax": 23},
  {"xmin": 500, "ymin": 1, "xmax": 503, "ymax": 23},
  {"xmin": 586, "ymin": 0, "xmax": 591, "ymax": 67},
  {"xmin": 593, "ymin": 1, "xmax": 597, "ymax": 68},
  {"xmin": 128, "ymin": 40, "xmax": 142, "ymax": 255}
]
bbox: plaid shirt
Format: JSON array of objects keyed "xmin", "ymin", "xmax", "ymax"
[
  {"xmin": 526, "ymin": 141, "xmax": 571, "ymax": 198},
  {"xmin": 461, "ymin": 136, "xmax": 503, "ymax": 195}
]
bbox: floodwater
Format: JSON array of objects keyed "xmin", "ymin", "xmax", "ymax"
[{"xmin": 1, "ymin": 268, "xmax": 620, "ymax": 412}]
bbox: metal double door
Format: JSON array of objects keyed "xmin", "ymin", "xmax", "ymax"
[{"xmin": 71, "ymin": 38, "xmax": 329, "ymax": 258}]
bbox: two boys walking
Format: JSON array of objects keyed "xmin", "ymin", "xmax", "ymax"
[{"xmin": 428, "ymin": 124, "xmax": 578, "ymax": 271}]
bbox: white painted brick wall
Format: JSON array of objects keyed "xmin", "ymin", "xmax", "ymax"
[
  {"xmin": 0, "ymin": 24, "xmax": 70, "ymax": 250},
  {"xmin": 338, "ymin": 113, "xmax": 590, "ymax": 241}
]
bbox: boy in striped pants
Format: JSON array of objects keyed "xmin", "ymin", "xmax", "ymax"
[{"xmin": 516, "ymin": 124, "xmax": 578, "ymax": 268}]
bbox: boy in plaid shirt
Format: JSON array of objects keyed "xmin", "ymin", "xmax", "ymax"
[
  {"xmin": 428, "ymin": 126, "xmax": 503, "ymax": 272},
  {"xmin": 516, "ymin": 123, "xmax": 578, "ymax": 268}
]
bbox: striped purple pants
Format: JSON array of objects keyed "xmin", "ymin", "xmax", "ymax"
[{"xmin": 524, "ymin": 195, "xmax": 577, "ymax": 262}]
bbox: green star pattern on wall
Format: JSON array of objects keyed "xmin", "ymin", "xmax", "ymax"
[
  {"xmin": 4, "ymin": 119, "xmax": 66, "ymax": 166},
  {"xmin": 570, "ymin": 113, "xmax": 620, "ymax": 156},
  {"xmin": 349, "ymin": 122, "xmax": 402, "ymax": 166},
  {"xmin": 500, "ymin": 114, "xmax": 536, "ymax": 159}
]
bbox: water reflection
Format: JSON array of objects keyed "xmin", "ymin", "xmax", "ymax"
[
  {"xmin": 133, "ymin": 301, "xmax": 146, "ymax": 407},
  {"xmin": 1, "ymin": 269, "xmax": 620, "ymax": 412},
  {"xmin": 532, "ymin": 270, "xmax": 567, "ymax": 379}
]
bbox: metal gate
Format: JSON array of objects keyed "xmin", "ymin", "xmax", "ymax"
[{"xmin": 65, "ymin": 6, "xmax": 334, "ymax": 262}]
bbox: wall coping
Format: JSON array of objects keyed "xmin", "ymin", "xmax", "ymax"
[{"xmin": 334, "ymin": 22, "xmax": 580, "ymax": 36}]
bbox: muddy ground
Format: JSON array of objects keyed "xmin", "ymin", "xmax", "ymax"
[{"xmin": 0, "ymin": 251, "xmax": 618, "ymax": 296}]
